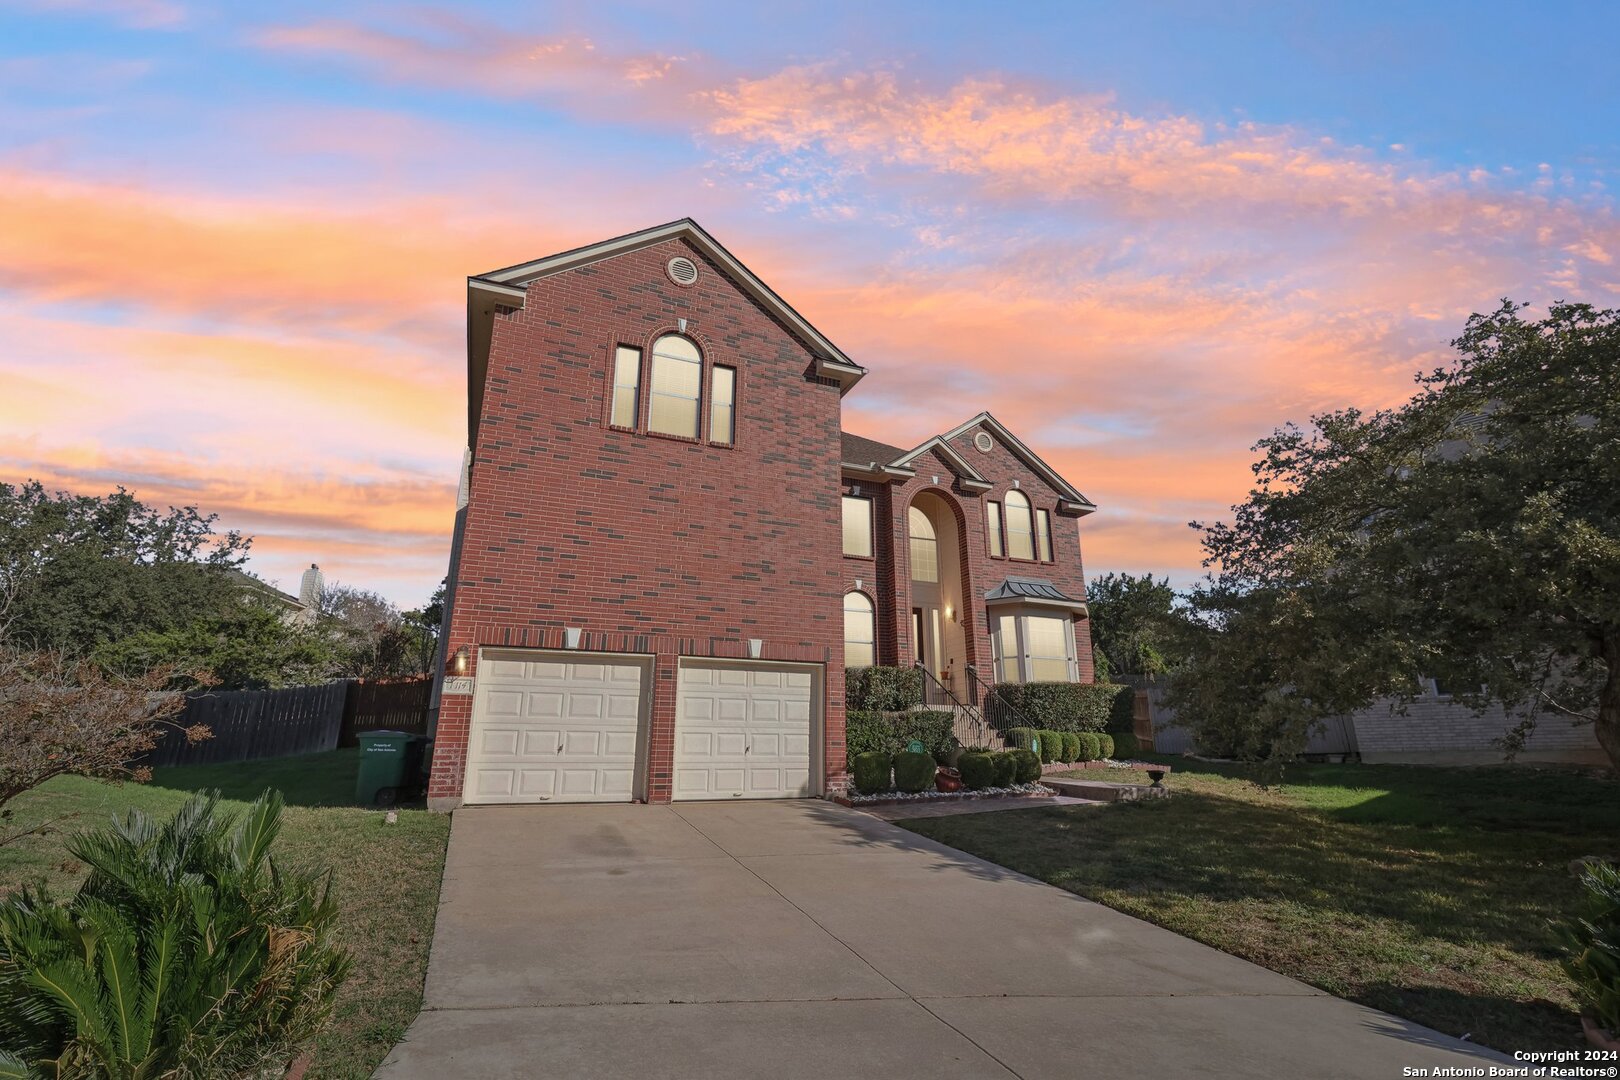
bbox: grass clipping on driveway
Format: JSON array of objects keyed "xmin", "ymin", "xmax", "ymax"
[
  {"xmin": 897, "ymin": 757, "xmax": 1617, "ymax": 1054},
  {"xmin": 0, "ymin": 750, "xmax": 450, "ymax": 1080}
]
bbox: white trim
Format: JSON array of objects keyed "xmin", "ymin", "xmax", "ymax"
[
  {"xmin": 935, "ymin": 413, "xmax": 1096, "ymax": 512},
  {"xmin": 473, "ymin": 219, "xmax": 865, "ymax": 391},
  {"xmin": 891, "ymin": 436, "xmax": 993, "ymax": 491}
]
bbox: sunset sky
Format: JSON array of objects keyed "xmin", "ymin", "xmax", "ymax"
[{"xmin": 3, "ymin": 2, "xmax": 1616, "ymax": 607}]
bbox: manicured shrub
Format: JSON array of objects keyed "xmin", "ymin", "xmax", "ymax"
[
  {"xmin": 1096, "ymin": 733, "xmax": 1116, "ymax": 759},
  {"xmin": 991, "ymin": 681, "xmax": 1134, "ymax": 733},
  {"xmin": 845, "ymin": 710, "xmax": 889, "ymax": 757},
  {"xmin": 846, "ymin": 666, "xmax": 923, "ymax": 712},
  {"xmin": 1111, "ymin": 732, "xmax": 1139, "ymax": 759},
  {"xmin": 1037, "ymin": 731, "xmax": 1061, "ymax": 764},
  {"xmin": 0, "ymin": 791, "xmax": 349, "ymax": 1078},
  {"xmin": 852, "ymin": 751, "xmax": 893, "ymax": 794},
  {"xmin": 1556, "ymin": 860, "xmax": 1620, "ymax": 1035},
  {"xmin": 893, "ymin": 751, "xmax": 937, "ymax": 793},
  {"xmin": 1004, "ymin": 727, "xmax": 1039, "ymax": 753},
  {"xmin": 1010, "ymin": 748, "xmax": 1042, "ymax": 784},
  {"xmin": 1060, "ymin": 731, "xmax": 1081, "ymax": 763},
  {"xmin": 957, "ymin": 752, "xmax": 995, "ymax": 790},
  {"xmin": 989, "ymin": 751, "xmax": 1018, "ymax": 788},
  {"xmin": 844, "ymin": 708, "xmax": 954, "ymax": 760},
  {"xmin": 1075, "ymin": 732, "xmax": 1101, "ymax": 762}
]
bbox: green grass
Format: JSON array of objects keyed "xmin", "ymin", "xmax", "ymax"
[
  {"xmin": 898, "ymin": 754, "xmax": 1619, "ymax": 1054},
  {"xmin": 0, "ymin": 750, "xmax": 451, "ymax": 1079}
]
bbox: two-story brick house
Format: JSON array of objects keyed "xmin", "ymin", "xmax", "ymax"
[{"xmin": 427, "ymin": 220, "xmax": 1096, "ymax": 810}]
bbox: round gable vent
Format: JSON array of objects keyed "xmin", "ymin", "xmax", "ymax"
[
  {"xmin": 973, "ymin": 431, "xmax": 994, "ymax": 453},
  {"xmin": 666, "ymin": 256, "xmax": 700, "ymax": 286}
]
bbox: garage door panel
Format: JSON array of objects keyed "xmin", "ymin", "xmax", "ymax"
[
  {"xmin": 464, "ymin": 651, "xmax": 648, "ymax": 805},
  {"xmin": 674, "ymin": 661, "xmax": 817, "ymax": 801}
]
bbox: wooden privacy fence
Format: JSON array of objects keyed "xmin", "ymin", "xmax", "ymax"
[
  {"xmin": 145, "ymin": 681, "xmax": 349, "ymax": 768},
  {"xmin": 339, "ymin": 677, "xmax": 433, "ymax": 746}
]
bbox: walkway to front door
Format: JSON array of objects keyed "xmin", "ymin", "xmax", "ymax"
[{"xmin": 379, "ymin": 801, "xmax": 1508, "ymax": 1079}]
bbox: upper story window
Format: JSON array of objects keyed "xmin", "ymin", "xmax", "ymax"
[
  {"xmin": 986, "ymin": 501, "xmax": 1004, "ymax": 558},
  {"xmin": 648, "ymin": 334, "xmax": 702, "ymax": 438},
  {"xmin": 709, "ymin": 366, "xmax": 736, "ymax": 446},
  {"xmin": 1036, "ymin": 509, "xmax": 1054, "ymax": 562},
  {"xmin": 844, "ymin": 591, "xmax": 876, "ymax": 668},
  {"xmin": 842, "ymin": 495, "xmax": 873, "ymax": 558},
  {"xmin": 1005, "ymin": 490, "xmax": 1035, "ymax": 561},
  {"xmin": 908, "ymin": 505, "xmax": 938, "ymax": 583},
  {"xmin": 611, "ymin": 346, "xmax": 641, "ymax": 429}
]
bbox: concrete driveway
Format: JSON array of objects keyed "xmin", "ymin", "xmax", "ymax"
[{"xmin": 378, "ymin": 801, "xmax": 1508, "ymax": 1080}]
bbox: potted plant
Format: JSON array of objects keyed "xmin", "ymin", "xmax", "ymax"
[
  {"xmin": 1555, "ymin": 860, "xmax": 1620, "ymax": 1050},
  {"xmin": 935, "ymin": 766, "xmax": 963, "ymax": 793}
]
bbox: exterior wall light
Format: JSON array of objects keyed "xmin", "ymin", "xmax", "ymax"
[
  {"xmin": 944, "ymin": 603, "xmax": 955, "ymax": 622},
  {"xmin": 452, "ymin": 646, "xmax": 469, "ymax": 675}
]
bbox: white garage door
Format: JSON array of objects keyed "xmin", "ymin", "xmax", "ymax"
[
  {"xmin": 465, "ymin": 651, "xmax": 648, "ymax": 804},
  {"xmin": 674, "ymin": 661, "xmax": 817, "ymax": 800}
]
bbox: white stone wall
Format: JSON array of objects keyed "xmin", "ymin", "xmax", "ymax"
[{"xmin": 1350, "ymin": 695, "xmax": 1605, "ymax": 766}]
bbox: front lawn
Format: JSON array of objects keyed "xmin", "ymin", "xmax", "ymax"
[
  {"xmin": 0, "ymin": 749, "xmax": 451, "ymax": 1079},
  {"xmin": 898, "ymin": 755, "xmax": 1619, "ymax": 1054}
]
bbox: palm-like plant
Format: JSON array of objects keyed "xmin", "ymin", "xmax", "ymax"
[
  {"xmin": 1558, "ymin": 859, "xmax": 1620, "ymax": 1039},
  {"xmin": 0, "ymin": 790, "xmax": 350, "ymax": 1078}
]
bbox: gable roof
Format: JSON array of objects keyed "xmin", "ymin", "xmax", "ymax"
[
  {"xmin": 469, "ymin": 218, "xmax": 866, "ymax": 393},
  {"xmin": 938, "ymin": 413, "xmax": 1096, "ymax": 515},
  {"xmin": 890, "ymin": 436, "xmax": 993, "ymax": 493}
]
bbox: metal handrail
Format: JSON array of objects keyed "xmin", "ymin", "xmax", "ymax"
[
  {"xmin": 966, "ymin": 665, "xmax": 1037, "ymax": 735},
  {"xmin": 913, "ymin": 663, "xmax": 994, "ymax": 749}
]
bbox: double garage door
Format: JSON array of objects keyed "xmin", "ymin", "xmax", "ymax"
[{"xmin": 463, "ymin": 651, "xmax": 816, "ymax": 805}]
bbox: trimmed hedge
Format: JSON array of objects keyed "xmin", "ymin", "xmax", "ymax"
[
  {"xmin": 845, "ymin": 709, "xmax": 955, "ymax": 760},
  {"xmin": 1111, "ymin": 732, "xmax": 1138, "ymax": 758},
  {"xmin": 894, "ymin": 751, "xmax": 937, "ymax": 793},
  {"xmin": 1096, "ymin": 733, "xmax": 1115, "ymax": 759},
  {"xmin": 1005, "ymin": 727, "xmax": 1039, "ymax": 753},
  {"xmin": 1010, "ymin": 748, "xmax": 1042, "ymax": 784},
  {"xmin": 1036, "ymin": 732, "xmax": 1059, "ymax": 764},
  {"xmin": 846, "ymin": 666, "xmax": 923, "ymax": 712},
  {"xmin": 1060, "ymin": 731, "xmax": 1081, "ymax": 763},
  {"xmin": 958, "ymin": 752, "xmax": 995, "ymax": 790},
  {"xmin": 852, "ymin": 751, "xmax": 893, "ymax": 794},
  {"xmin": 992, "ymin": 681, "xmax": 1133, "ymax": 733},
  {"xmin": 990, "ymin": 752, "xmax": 1018, "ymax": 787},
  {"xmin": 1075, "ymin": 732, "xmax": 1100, "ymax": 762}
]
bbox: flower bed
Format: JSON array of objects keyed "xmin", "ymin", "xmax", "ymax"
[{"xmin": 836, "ymin": 782, "xmax": 1054, "ymax": 807}]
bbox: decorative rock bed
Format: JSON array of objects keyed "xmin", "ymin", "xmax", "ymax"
[{"xmin": 835, "ymin": 782, "xmax": 1055, "ymax": 807}]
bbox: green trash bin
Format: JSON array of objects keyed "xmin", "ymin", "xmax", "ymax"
[{"xmin": 356, "ymin": 730, "xmax": 415, "ymax": 806}]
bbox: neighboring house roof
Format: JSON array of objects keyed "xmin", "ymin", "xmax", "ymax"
[
  {"xmin": 228, "ymin": 570, "xmax": 304, "ymax": 612},
  {"xmin": 983, "ymin": 575, "xmax": 1090, "ymax": 615},
  {"xmin": 465, "ymin": 220, "xmax": 865, "ymax": 445}
]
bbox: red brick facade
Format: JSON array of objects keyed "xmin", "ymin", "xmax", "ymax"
[
  {"xmin": 844, "ymin": 436, "xmax": 1095, "ymax": 687},
  {"xmin": 430, "ymin": 223, "xmax": 1095, "ymax": 807},
  {"xmin": 430, "ymin": 236, "xmax": 848, "ymax": 806}
]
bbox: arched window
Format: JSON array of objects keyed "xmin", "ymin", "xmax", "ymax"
[
  {"xmin": 907, "ymin": 505, "xmax": 938, "ymax": 584},
  {"xmin": 844, "ymin": 591, "xmax": 875, "ymax": 668},
  {"xmin": 647, "ymin": 334, "xmax": 702, "ymax": 438},
  {"xmin": 1005, "ymin": 490, "xmax": 1035, "ymax": 560}
]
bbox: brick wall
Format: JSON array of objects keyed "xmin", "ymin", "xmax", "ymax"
[
  {"xmin": 431, "ymin": 237, "xmax": 848, "ymax": 806},
  {"xmin": 843, "ymin": 426, "xmax": 1095, "ymax": 687}
]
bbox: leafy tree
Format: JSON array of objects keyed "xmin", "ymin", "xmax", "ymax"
[
  {"xmin": 0, "ymin": 482, "xmax": 249, "ymax": 655},
  {"xmin": 1171, "ymin": 301, "xmax": 1620, "ymax": 771},
  {"xmin": 0, "ymin": 649, "xmax": 210, "ymax": 845},
  {"xmin": 0, "ymin": 791, "xmax": 350, "ymax": 1076},
  {"xmin": 1086, "ymin": 572, "xmax": 1197, "ymax": 681},
  {"xmin": 92, "ymin": 604, "xmax": 346, "ymax": 692},
  {"xmin": 316, "ymin": 583, "xmax": 435, "ymax": 680}
]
